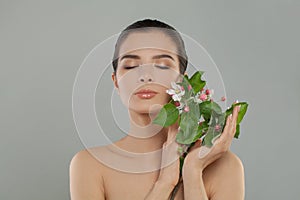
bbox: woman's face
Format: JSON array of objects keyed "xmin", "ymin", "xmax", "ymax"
[{"xmin": 112, "ymin": 30, "xmax": 182, "ymax": 114}]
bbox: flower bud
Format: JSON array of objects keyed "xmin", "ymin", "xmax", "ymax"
[
  {"xmin": 174, "ymin": 101, "xmax": 180, "ymax": 107},
  {"xmin": 200, "ymin": 93, "xmax": 207, "ymax": 101},
  {"xmin": 184, "ymin": 106, "xmax": 189, "ymax": 112}
]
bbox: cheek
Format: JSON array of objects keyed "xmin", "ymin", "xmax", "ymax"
[
  {"xmin": 152, "ymin": 68, "xmax": 181, "ymax": 88},
  {"xmin": 116, "ymin": 72, "xmax": 139, "ymax": 107}
]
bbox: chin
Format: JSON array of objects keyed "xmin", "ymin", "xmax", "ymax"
[
  {"xmin": 128, "ymin": 98, "xmax": 168, "ymax": 114},
  {"xmin": 122, "ymin": 94, "xmax": 171, "ymax": 113}
]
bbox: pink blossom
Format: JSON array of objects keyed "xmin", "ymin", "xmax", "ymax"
[
  {"xmin": 221, "ymin": 96, "xmax": 226, "ymax": 101},
  {"xmin": 166, "ymin": 82, "xmax": 185, "ymax": 102},
  {"xmin": 184, "ymin": 106, "xmax": 189, "ymax": 112},
  {"xmin": 188, "ymin": 85, "xmax": 192, "ymax": 91},
  {"xmin": 199, "ymin": 93, "xmax": 207, "ymax": 101},
  {"xmin": 215, "ymin": 124, "xmax": 221, "ymax": 131}
]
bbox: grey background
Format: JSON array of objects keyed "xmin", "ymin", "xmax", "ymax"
[{"xmin": 1, "ymin": 0, "xmax": 299, "ymax": 199}]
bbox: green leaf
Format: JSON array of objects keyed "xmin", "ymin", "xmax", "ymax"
[
  {"xmin": 211, "ymin": 101, "xmax": 222, "ymax": 115},
  {"xmin": 202, "ymin": 127, "xmax": 214, "ymax": 147},
  {"xmin": 187, "ymin": 98, "xmax": 200, "ymax": 119},
  {"xmin": 188, "ymin": 71, "xmax": 206, "ymax": 94},
  {"xmin": 203, "ymin": 126, "xmax": 222, "ymax": 147},
  {"xmin": 193, "ymin": 121, "xmax": 209, "ymax": 142},
  {"xmin": 199, "ymin": 101, "xmax": 211, "ymax": 121},
  {"xmin": 234, "ymin": 124, "xmax": 240, "ymax": 138},
  {"xmin": 223, "ymin": 102, "xmax": 248, "ymax": 138},
  {"xmin": 236, "ymin": 103, "xmax": 248, "ymax": 124},
  {"xmin": 176, "ymin": 112, "xmax": 199, "ymax": 144},
  {"xmin": 225, "ymin": 102, "xmax": 248, "ymax": 124},
  {"xmin": 218, "ymin": 112, "xmax": 226, "ymax": 125},
  {"xmin": 153, "ymin": 103, "xmax": 179, "ymax": 127},
  {"xmin": 199, "ymin": 101, "xmax": 222, "ymax": 122}
]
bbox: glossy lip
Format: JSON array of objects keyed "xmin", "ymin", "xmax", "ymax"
[{"xmin": 134, "ymin": 88, "xmax": 158, "ymax": 95}]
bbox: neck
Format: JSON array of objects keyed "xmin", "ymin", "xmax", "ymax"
[{"xmin": 115, "ymin": 110, "xmax": 168, "ymax": 153}]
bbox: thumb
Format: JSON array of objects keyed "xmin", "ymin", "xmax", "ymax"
[{"xmin": 166, "ymin": 123, "xmax": 179, "ymax": 144}]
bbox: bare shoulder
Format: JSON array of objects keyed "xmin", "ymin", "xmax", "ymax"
[
  {"xmin": 214, "ymin": 150, "xmax": 244, "ymax": 171},
  {"xmin": 70, "ymin": 149, "xmax": 92, "ymax": 164},
  {"xmin": 204, "ymin": 150, "xmax": 245, "ymax": 199},
  {"xmin": 69, "ymin": 148, "xmax": 106, "ymax": 200},
  {"xmin": 69, "ymin": 147, "xmax": 109, "ymax": 178}
]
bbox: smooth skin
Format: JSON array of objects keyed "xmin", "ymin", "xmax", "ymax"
[
  {"xmin": 153, "ymin": 103, "xmax": 245, "ymax": 200},
  {"xmin": 69, "ymin": 105, "xmax": 244, "ymax": 200},
  {"xmin": 69, "ymin": 30, "xmax": 245, "ymax": 200}
]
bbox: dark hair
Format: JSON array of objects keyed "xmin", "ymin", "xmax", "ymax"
[{"xmin": 112, "ymin": 19, "xmax": 188, "ymax": 75}]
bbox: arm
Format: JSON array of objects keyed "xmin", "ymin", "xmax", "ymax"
[
  {"xmin": 209, "ymin": 152, "xmax": 245, "ymax": 200},
  {"xmin": 182, "ymin": 151, "xmax": 245, "ymax": 200},
  {"xmin": 145, "ymin": 123, "xmax": 181, "ymax": 200},
  {"xmin": 181, "ymin": 102, "xmax": 244, "ymax": 200},
  {"xmin": 69, "ymin": 150, "xmax": 105, "ymax": 200},
  {"xmin": 144, "ymin": 180, "xmax": 175, "ymax": 200},
  {"xmin": 182, "ymin": 170, "xmax": 208, "ymax": 200}
]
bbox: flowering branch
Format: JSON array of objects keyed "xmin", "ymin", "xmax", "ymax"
[{"xmin": 153, "ymin": 71, "xmax": 249, "ymax": 198}]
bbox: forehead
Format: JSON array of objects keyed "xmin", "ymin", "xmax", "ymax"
[{"xmin": 118, "ymin": 30, "xmax": 179, "ymax": 59}]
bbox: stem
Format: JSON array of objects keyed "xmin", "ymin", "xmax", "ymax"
[
  {"xmin": 169, "ymin": 176, "xmax": 183, "ymax": 200},
  {"xmin": 169, "ymin": 142, "xmax": 196, "ymax": 199}
]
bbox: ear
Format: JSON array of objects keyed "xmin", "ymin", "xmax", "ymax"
[{"xmin": 111, "ymin": 72, "xmax": 120, "ymax": 94}]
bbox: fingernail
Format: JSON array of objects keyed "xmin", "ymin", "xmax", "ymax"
[{"xmin": 235, "ymin": 99, "xmax": 239, "ymax": 104}]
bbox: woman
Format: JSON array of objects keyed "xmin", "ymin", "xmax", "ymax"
[{"xmin": 70, "ymin": 19, "xmax": 244, "ymax": 200}]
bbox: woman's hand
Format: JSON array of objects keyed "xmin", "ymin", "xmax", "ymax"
[
  {"xmin": 157, "ymin": 122, "xmax": 181, "ymax": 188},
  {"xmin": 182, "ymin": 101, "xmax": 241, "ymax": 175},
  {"xmin": 145, "ymin": 123, "xmax": 180, "ymax": 199}
]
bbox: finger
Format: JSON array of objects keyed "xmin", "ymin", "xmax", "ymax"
[
  {"xmin": 166, "ymin": 123, "xmax": 179, "ymax": 144},
  {"xmin": 210, "ymin": 101, "xmax": 239, "ymax": 150},
  {"xmin": 216, "ymin": 113, "xmax": 232, "ymax": 144},
  {"xmin": 229, "ymin": 102, "xmax": 240, "ymax": 137}
]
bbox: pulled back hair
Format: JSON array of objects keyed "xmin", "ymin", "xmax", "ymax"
[{"xmin": 112, "ymin": 19, "xmax": 188, "ymax": 75}]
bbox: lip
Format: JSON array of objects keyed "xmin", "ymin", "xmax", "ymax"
[
  {"xmin": 135, "ymin": 89, "xmax": 158, "ymax": 94},
  {"xmin": 135, "ymin": 89, "xmax": 158, "ymax": 99}
]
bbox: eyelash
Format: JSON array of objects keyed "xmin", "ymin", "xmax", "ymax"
[{"xmin": 123, "ymin": 65, "xmax": 170, "ymax": 70}]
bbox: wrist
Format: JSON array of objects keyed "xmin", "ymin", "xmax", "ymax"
[
  {"xmin": 182, "ymin": 164, "xmax": 203, "ymax": 181},
  {"xmin": 155, "ymin": 179, "xmax": 176, "ymax": 193},
  {"xmin": 157, "ymin": 174, "xmax": 179, "ymax": 188},
  {"xmin": 183, "ymin": 153, "xmax": 205, "ymax": 171},
  {"xmin": 145, "ymin": 180, "xmax": 175, "ymax": 200},
  {"xmin": 182, "ymin": 171, "xmax": 203, "ymax": 188}
]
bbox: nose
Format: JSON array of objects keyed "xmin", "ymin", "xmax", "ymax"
[
  {"xmin": 138, "ymin": 64, "xmax": 154, "ymax": 83},
  {"xmin": 139, "ymin": 75, "xmax": 153, "ymax": 82}
]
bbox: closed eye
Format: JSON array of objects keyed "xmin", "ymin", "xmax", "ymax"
[
  {"xmin": 124, "ymin": 66, "xmax": 138, "ymax": 69},
  {"xmin": 123, "ymin": 65, "xmax": 170, "ymax": 70},
  {"xmin": 155, "ymin": 65, "xmax": 170, "ymax": 70}
]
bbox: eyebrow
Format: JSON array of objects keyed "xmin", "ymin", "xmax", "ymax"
[{"xmin": 119, "ymin": 54, "xmax": 175, "ymax": 62}]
